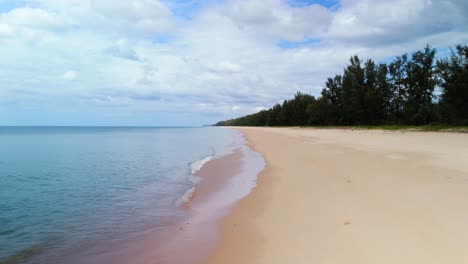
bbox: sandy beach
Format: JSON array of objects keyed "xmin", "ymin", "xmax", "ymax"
[
  {"xmin": 110, "ymin": 149, "xmax": 248, "ymax": 264},
  {"xmin": 207, "ymin": 127, "xmax": 468, "ymax": 264},
  {"xmin": 104, "ymin": 143, "xmax": 264, "ymax": 264}
]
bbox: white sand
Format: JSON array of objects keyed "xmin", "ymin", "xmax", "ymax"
[{"xmin": 207, "ymin": 127, "xmax": 468, "ymax": 264}]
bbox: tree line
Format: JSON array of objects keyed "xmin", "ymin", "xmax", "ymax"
[{"xmin": 216, "ymin": 44, "xmax": 468, "ymax": 127}]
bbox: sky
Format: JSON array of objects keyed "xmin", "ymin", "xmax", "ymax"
[{"xmin": 0, "ymin": 0, "xmax": 467, "ymax": 126}]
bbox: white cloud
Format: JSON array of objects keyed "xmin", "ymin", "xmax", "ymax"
[
  {"xmin": 25, "ymin": 0, "xmax": 174, "ymax": 36},
  {"xmin": 1, "ymin": 0, "xmax": 467, "ymax": 125},
  {"xmin": 0, "ymin": 7, "xmax": 64, "ymax": 29},
  {"xmin": 223, "ymin": 0, "xmax": 332, "ymax": 41},
  {"xmin": 62, "ymin": 70, "xmax": 77, "ymax": 80},
  {"xmin": 255, "ymin": 106, "xmax": 267, "ymax": 112},
  {"xmin": 105, "ymin": 39, "xmax": 139, "ymax": 61},
  {"xmin": 90, "ymin": 0, "xmax": 174, "ymax": 36},
  {"xmin": 209, "ymin": 61, "xmax": 243, "ymax": 74},
  {"xmin": 0, "ymin": 24, "xmax": 15, "ymax": 37},
  {"xmin": 327, "ymin": 0, "xmax": 467, "ymax": 45}
]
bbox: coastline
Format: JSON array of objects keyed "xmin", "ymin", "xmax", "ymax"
[
  {"xmin": 97, "ymin": 130, "xmax": 265, "ymax": 264},
  {"xmin": 207, "ymin": 127, "xmax": 468, "ymax": 264},
  {"xmin": 115, "ymin": 150, "xmax": 247, "ymax": 264}
]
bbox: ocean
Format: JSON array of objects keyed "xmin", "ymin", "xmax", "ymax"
[{"xmin": 0, "ymin": 127, "xmax": 261, "ymax": 263}]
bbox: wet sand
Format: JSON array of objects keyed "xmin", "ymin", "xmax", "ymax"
[
  {"xmin": 207, "ymin": 127, "xmax": 468, "ymax": 264},
  {"xmin": 103, "ymin": 143, "xmax": 265, "ymax": 264},
  {"xmin": 114, "ymin": 149, "xmax": 246, "ymax": 264},
  {"xmin": 190, "ymin": 149, "xmax": 243, "ymax": 208}
]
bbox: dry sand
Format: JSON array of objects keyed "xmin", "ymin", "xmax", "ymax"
[{"xmin": 207, "ymin": 127, "xmax": 468, "ymax": 264}]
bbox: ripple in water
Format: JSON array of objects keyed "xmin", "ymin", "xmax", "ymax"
[{"xmin": 0, "ymin": 127, "xmax": 246, "ymax": 263}]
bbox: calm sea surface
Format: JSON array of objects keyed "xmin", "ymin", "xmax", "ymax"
[{"xmin": 0, "ymin": 127, "xmax": 244, "ymax": 263}]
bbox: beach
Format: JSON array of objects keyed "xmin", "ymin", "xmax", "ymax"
[
  {"xmin": 90, "ymin": 135, "xmax": 265, "ymax": 264},
  {"xmin": 207, "ymin": 127, "xmax": 468, "ymax": 264}
]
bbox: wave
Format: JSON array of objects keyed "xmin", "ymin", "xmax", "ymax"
[
  {"xmin": 175, "ymin": 151, "xmax": 215, "ymax": 208},
  {"xmin": 175, "ymin": 187, "xmax": 195, "ymax": 208},
  {"xmin": 189, "ymin": 151, "xmax": 214, "ymax": 175}
]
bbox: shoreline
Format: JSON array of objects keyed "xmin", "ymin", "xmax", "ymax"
[
  {"xmin": 125, "ymin": 149, "xmax": 248, "ymax": 264},
  {"xmin": 207, "ymin": 127, "xmax": 468, "ymax": 264},
  {"xmin": 98, "ymin": 131, "xmax": 265, "ymax": 264}
]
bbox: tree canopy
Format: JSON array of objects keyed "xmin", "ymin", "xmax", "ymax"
[{"xmin": 216, "ymin": 44, "xmax": 468, "ymax": 127}]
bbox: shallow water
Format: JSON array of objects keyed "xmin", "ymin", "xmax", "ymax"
[{"xmin": 0, "ymin": 127, "xmax": 246, "ymax": 263}]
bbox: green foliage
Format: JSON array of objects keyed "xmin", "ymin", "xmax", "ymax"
[
  {"xmin": 436, "ymin": 45, "xmax": 468, "ymax": 125},
  {"xmin": 216, "ymin": 44, "xmax": 468, "ymax": 127},
  {"xmin": 404, "ymin": 45, "xmax": 437, "ymax": 124}
]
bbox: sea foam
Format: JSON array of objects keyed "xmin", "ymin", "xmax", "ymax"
[
  {"xmin": 175, "ymin": 153, "xmax": 215, "ymax": 207},
  {"xmin": 190, "ymin": 154, "xmax": 213, "ymax": 174}
]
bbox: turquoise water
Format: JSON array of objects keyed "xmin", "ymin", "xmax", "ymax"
[{"xmin": 0, "ymin": 127, "xmax": 243, "ymax": 263}]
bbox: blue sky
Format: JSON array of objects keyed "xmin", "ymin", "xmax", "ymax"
[
  {"xmin": 0, "ymin": 0, "xmax": 467, "ymax": 126},
  {"xmin": 288, "ymin": 0, "xmax": 338, "ymax": 8}
]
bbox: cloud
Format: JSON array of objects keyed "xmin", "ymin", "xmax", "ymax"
[
  {"xmin": 90, "ymin": 0, "xmax": 174, "ymax": 36},
  {"xmin": 0, "ymin": 24, "xmax": 15, "ymax": 37},
  {"xmin": 25, "ymin": 0, "xmax": 175, "ymax": 37},
  {"xmin": 62, "ymin": 70, "xmax": 77, "ymax": 80},
  {"xmin": 105, "ymin": 39, "xmax": 140, "ymax": 61},
  {"xmin": 209, "ymin": 61, "xmax": 243, "ymax": 74},
  {"xmin": 1, "ymin": 0, "xmax": 468, "ymax": 125},
  {"xmin": 0, "ymin": 6, "xmax": 69, "ymax": 43},
  {"xmin": 327, "ymin": 0, "xmax": 468, "ymax": 45},
  {"xmin": 223, "ymin": 0, "xmax": 332, "ymax": 41},
  {"xmin": 255, "ymin": 106, "xmax": 268, "ymax": 112},
  {"xmin": 0, "ymin": 7, "xmax": 65, "ymax": 29}
]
